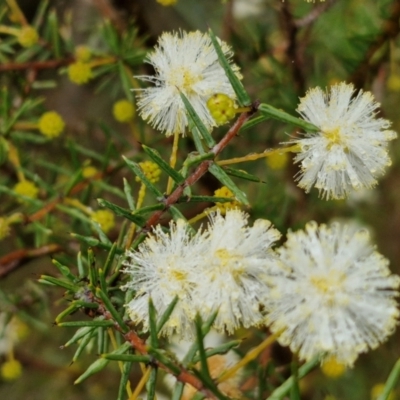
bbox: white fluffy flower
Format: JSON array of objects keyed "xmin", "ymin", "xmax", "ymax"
[
  {"xmin": 292, "ymin": 82, "xmax": 397, "ymax": 200},
  {"xmin": 196, "ymin": 210, "xmax": 281, "ymax": 334},
  {"xmin": 123, "ymin": 220, "xmax": 205, "ymax": 339},
  {"xmin": 265, "ymin": 221, "xmax": 400, "ymax": 366},
  {"xmin": 135, "ymin": 30, "xmax": 241, "ymax": 136}
]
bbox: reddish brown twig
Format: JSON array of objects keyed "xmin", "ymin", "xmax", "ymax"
[
  {"xmin": 0, "ymin": 58, "xmax": 74, "ymax": 72},
  {"xmin": 0, "ymin": 244, "xmax": 62, "ymax": 278},
  {"xmin": 94, "ymin": 298, "xmax": 217, "ymax": 398},
  {"xmin": 143, "ymin": 103, "xmax": 259, "ymax": 233},
  {"xmin": 294, "ymin": 0, "xmax": 338, "ymax": 28},
  {"xmin": 350, "ymin": 0, "xmax": 400, "ymax": 88},
  {"xmin": 280, "ymin": 2, "xmax": 305, "ymax": 94}
]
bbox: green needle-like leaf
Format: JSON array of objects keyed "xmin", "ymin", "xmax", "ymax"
[
  {"xmin": 208, "ymin": 29, "xmax": 251, "ymax": 107},
  {"xmin": 180, "ymin": 92, "xmax": 215, "ymax": 148},
  {"xmin": 142, "ymin": 145, "xmax": 185, "ymax": 184},
  {"xmin": 97, "ymin": 198, "xmax": 146, "ymax": 226},
  {"xmin": 258, "ymin": 104, "xmax": 319, "ymax": 132},
  {"xmin": 208, "ymin": 163, "xmax": 249, "ymax": 205}
]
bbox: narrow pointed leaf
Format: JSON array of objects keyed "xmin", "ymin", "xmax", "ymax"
[
  {"xmin": 142, "ymin": 145, "xmax": 185, "ymax": 184},
  {"xmin": 96, "ymin": 288, "xmax": 129, "ymax": 333},
  {"xmin": 102, "ymin": 353, "xmax": 150, "ymax": 362},
  {"xmin": 157, "ymin": 296, "xmax": 178, "ymax": 334},
  {"xmin": 57, "ymin": 320, "xmax": 114, "ymax": 328},
  {"xmin": 208, "ymin": 29, "xmax": 251, "ymax": 107},
  {"xmin": 74, "ymin": 342, "xmax": 131, "ymax": 384},
  {"xmin": 224, "ymin": 167, "xmax": 263, "ymax": 183},
  {"xmin": 97, "ymin": 198, "xmax": 146, "ymax": 226},
  {"xmin": 148, "ymin": 298, "xmax": 159, "ymax": 348},
  {"xmin": 208, "ymin": 163, "xmax": 249, "ymax": 205},
  {"xmin": 267, "ymin": 355, "xmax": 320, "ymax": 400},
  {"xmin": 180, "ymin": 92, "xmax": 215, "ymax": 148},
  {"xmin": 123, "ymin": 156, "xmax": 163, "ymax": 198},
  {"xmin": 147, "ymin": 367, "xmax": 158, "ymax": 400},
  {"xmin": 117, "ymin": 362, "xmax": 133, "ymax": 400},
  {"xmin": 259, "ymin": 104, "xmax": 319, "ymax": 132}
]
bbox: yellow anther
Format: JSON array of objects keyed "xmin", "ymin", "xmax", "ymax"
[
  {"xmin": 113, "ymin": 100, "xmax": 135, "ymax": 123},
  {"xmin": 135, "ymin": 161, "xmax": 162, "ymax": 184},
  {"xmin": 38, "ymin": 111, "xmax": 65, "ymax": 138},
  {"xmin": 67, "ymin": 62, "xmax": 93, "ymax": 85},
  {"xmin": 207, "ymin": 93, "xmax": 237, "ymax": 126}
]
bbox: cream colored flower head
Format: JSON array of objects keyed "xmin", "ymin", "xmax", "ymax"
[
  {"xmin": 122, "ymin": 219, "xmax": 205, "ymax": 339},
  {"xmin": 265, "ymin": 221, "xmax": 400, "ymax": 366},
  {"xmin": 292, "ymin": 82, "xmax": 397, "ymax": 200},
  {"xmin": 135, "ymin": 30, "xmax": 241, "ymax": 136},
  {"xmin": 196, "ymin": 209, "xmax": 281, "ymax": 334}
]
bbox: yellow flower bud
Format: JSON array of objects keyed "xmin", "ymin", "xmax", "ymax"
[
  {"xmin": 387, "ymin": 74, "xmax": 400, "ymax": 92},
  {"xmin": 82, "ymin": 165, "xmax": 98, "ymax": 179},
  {"xmin": 13, "ymin": 180, "xmax": 39, "ymax": 201},
  {"xmin": 75, "ymin": 45, "xmax": 92, "ymax": 62},
  {"xmin": 91, "ymin": 210, "xmax": 115, "ymax": 233},
  {"xmin": 18, "ymin": 26, "xmax": 39, "ymax": 48},
  {"xmin": 135, "ymin": 161, "xmax": 162, "ymax": 184},
  {"xmin": 266, "ymin": 151, "xmax": 289, "ymax": 170},
  {"xmin": 113, "ymin": 100, "xmax": 135, "ymax": 123},
  {"xmin": 156, "ymin": 0, "xmax": 177, "ymax": 5},
  {"xmin": 1, "ymin": 359, "xmax": 22, "ymax": 381},
  {"xmin": 38, "ymin": 111, "xmax": 65, "ymax": 138},
  {"xmin": 214, "ymin": 186, "xmax": 241, "ymax": 213},
  {"xmin": 207, "ymin": 93, "xmax": 237, "ymax": 126},
  {"xmin": 67, "ymin": 62, "xmax": 93, "ymax": 85},
  {"xmin": 321, "ymin": 357, "xmax": 346, "ymax": 379},
  {"xmin": 371, "ymin": 383, "xmax": 394, "ymax": 400}
]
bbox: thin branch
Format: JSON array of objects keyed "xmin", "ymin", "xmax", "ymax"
[
  {"xmin": 142, "ymin": 102, "xmax": 259, "ymax": 233},
  {"xmin": 0, "ymin": 58, "xmax": 74, "ymax": 72},
  {"xmin": 294, "ymin": 0, "xmax": 338, "ymax": 28},
  {"xmin": 350, "ymin": 0, "xmax": 400, "ymax": 88},
  {"xmin": 280, "ymin": 2, "xmax": 305, "ymax": 94},
  {"xmin": 0, "ymin": 244, "xmax": 62, "ymax": 278},
  {"xmin": 93, "ymin": 297, "xmax": 218, "ymax": 399}
]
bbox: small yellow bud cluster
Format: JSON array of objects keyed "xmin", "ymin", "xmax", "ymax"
[
  {"xmin": 0, "ymin": 217, "xmax": 10, "ymax": 240},
  {"xmin": 320, "ymin": 357, "xmax": 346, "ymax": 379},
  {"xmin": 1, "ymin": 359, "xmax": 22, "ymax": 381},
  {"xmin": 370, "ymin": 383, "xmax": 394, "ymax": 400},
  {"xmin": 18, "ymin": 26, "xmax": 38, "ymax": 48},
  {"xmin": 387, "ymin": 74, "xmax": 400, "ymax": 92},
  {"xmin": 135, "ymin": 161, "xmax": 162, "ymax": 184},
  {"xmin": 75, "ymin": 45, "xmax": 92, "ymax": 62},
  {"xmin": 214, "ymin": 186, "xmax": 241, "ymax": 213},
  {"xmin": 91, "ymin": 210, "xmax": 115, "ymax": 233},
  {"xmin": 13, "ymin": 180, "xmax": 39, "ymax": 201},
  {"xmin": 266, "ymin": 151, "xmax": 289, "ymax": 170},
  {"xmin": 67, "ymin": 61, "xmax": 93, "ymax": 85},
  {"xmin": 113, "ymin": 100, "xmax": 135, "ymax": 123},
  {"xmin": 82, "ymin": 165, "xmax": 98, "ymax": 179},
  {"xmin": 207, "ymin": 94, "xmax": 237, "ymax": 126},
  {"xmin": 156, "ymin": 0, "xmax": 178, "ymax": 5},
  {"xmin": 38, "ymin": 111, "xmax": 65, "ymax": 138}
]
